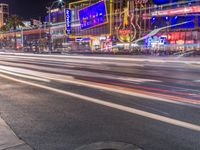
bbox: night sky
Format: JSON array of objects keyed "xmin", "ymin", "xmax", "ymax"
[{"xmin": 0, "ymin": 0, "xmax": 68, "ymax": 20}]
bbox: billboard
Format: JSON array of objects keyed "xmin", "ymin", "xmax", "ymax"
[
  {"xmin": 78, "ymin": 1, "xmax": 108, "ymax": 30},
  {"xmin": 65, "ymin": 9, "xmax": 72, "ymax": 34}
]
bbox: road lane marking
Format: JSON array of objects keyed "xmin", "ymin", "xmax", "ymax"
[{"xmin": 1, "ymin": 74, "xmax": 200, "ymax": 132}]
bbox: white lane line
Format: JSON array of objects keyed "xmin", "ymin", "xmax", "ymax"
[{"xmin": 0, "ymin": 74, "xmax": 200, "ymax": 132}]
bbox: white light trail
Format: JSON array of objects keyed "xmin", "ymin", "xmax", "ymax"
[{"xmin": 0, "ymin": 74, "xmax": 200, "ymax": 132}]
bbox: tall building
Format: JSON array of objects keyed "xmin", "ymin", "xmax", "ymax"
[
  {"xmin": 67, "ymin": 0, "xmax": 200, "ymax": 52},
  {"xmin": 145, "ymin": 0, "xmax": 200, "ymax": 51},
  {"xmin": 68, "ymin": 0, "xmax": 113, "ymax": 51},
  {"xmin": 0, "ymin": 3, "xmax": 9, "ymax": 28},
  {"xmin": 68, "ymin": 0, "xmax": 151, "ymax": 52},
  {"xmin": 45, "ymin": 8, "xmax": 65, "ymax": 24}
]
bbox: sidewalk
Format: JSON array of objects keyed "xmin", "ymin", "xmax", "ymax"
[{"xmin": 0, "ymin": 117, "xmax": 33, "ymax": 150}]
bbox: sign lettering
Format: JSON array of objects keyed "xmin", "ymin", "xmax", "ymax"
[{"xmin": 65, "ymin": 9, "xmax": 71, "ymax": 34}]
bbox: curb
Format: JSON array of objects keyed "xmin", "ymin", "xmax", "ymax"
[
  {"xmin": 0, "ymin": 117, "xmax": 33, "ymax": 150},
  {"xmin": 74, "ymin": 142, "xmax": 142, "ymax": 150},
  {"xmin": 3, "ymin": 143, "xmax": 33, "ymax": 150}
]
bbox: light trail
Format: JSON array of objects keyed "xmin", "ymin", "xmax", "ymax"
[
  {"xmin": 0, "ymin": 69, "xmax": 50, "ymax": 82},
  {"xmin": 0, "ymin": 53, "xmax": 200, "ymax": 65},
  {"xmin": 1, "ymin": 73, "xmax": 200, "ymax": 132},
  {"xmin": 0, "ymin": 65, "xmax": 199, "ymax": 106},
  {"xmin": 0, "ymin": 65, "xmax": 161, "ymax": 84}
]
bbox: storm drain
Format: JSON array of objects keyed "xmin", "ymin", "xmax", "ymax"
[{"xmin": 74, "ymin": 142, "xmax": 142, "ymax": 150}]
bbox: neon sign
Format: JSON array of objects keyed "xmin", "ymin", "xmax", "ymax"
[
  {"xmin": 116, "ymin": 1, "xmax": 137, "ymax": 42},
  {"xmin": 65, "ymin": 9, "xmax": 71, "ymax": 34},
  {"xmin": 118, "ymin": 29, "xmax": 131, "ymax": 35},
  {"xmin": 153, "ymin": 0, "xmax": 170, "ymax": 4},
  {"xmin": 79, "ymin": 1, "xmax": 108, "ymax": 30},
  {"xmin": 150, "ymin": 6, "xmax": 200, "ymax": 17},
  {"xmin": 146, "ymin": 36, "xmax": 166, "ymax": 48}
]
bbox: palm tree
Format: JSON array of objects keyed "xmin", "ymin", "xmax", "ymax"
[
  {"xmin": 0, "ymin": 25, "xmax": 9, "ymax": 32},
  {"xmin": 4, "ymin": 15, "xmax": 24, "ymax": 49}
]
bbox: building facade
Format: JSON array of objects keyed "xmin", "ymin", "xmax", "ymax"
[
  {"xmin": 65, "ymin": 0, "xmax": 151, "ymax": 52},
  {"xmin": 1, "ymin": 0, "xmax": 200, "ymax": 54},
  {"xmin": 0, "ymin": 3, "xmax": 9, "ymax": 28},
  {"xmin": 144, "ymin": 0, "xmax": 200, "ymax": 52},
  {"xmin": 45, "ymin": 8, "xmax": 65, "ymax": 24}
]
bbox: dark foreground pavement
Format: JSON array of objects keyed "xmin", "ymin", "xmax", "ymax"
[{"xmin": 0, "ymin": 53, "xmax": 200, "ymax": 150}]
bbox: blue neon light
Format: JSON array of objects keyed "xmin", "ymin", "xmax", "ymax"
[
  {"xmin": 65, "ymin": 9, "xmax": 71, "ymax": 34},
  {"xmin": 165, "ymin": 16, "xmax": 170, "ymax": 22},
  {"xmin": 151, "ymin": 17, "xmax": 169, "ymax": 29},
  {"xmin": 171, "ymin": 16, "xmax": 195, "ymax": 29},
  {"xmin": 153, "ymin": 0, "xmax": 195, "ymax": 5},
  {"xmin": 151, "ymin": 17, "xmax": 156, "ymax": 23},
  {"xmin": 198, "ymin": 16, "xmax": 200, "ymax": 27},
  {"xmin": 79, "ymin": 1, "xmax": 107, "ymax": 30},
  {"xmin": 153, "ymin": 0, "xmax": 171, "ymax": 4}
]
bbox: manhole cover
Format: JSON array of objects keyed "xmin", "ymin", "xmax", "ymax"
[{"xmin": 74, "ymin": 142, "xmax": 142, "ymax": 150}]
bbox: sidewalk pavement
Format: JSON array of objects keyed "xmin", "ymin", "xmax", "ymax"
[{"xmin": 0, "ymin": 117, "xmax": 33, "ymax": 150}]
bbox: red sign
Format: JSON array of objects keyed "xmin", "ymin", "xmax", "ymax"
[{"xmin": 119, "ymin": 29, "xmax": 131, "ymax": 35}]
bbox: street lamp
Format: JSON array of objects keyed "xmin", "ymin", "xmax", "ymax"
[{"xmin": 46, "ymin": 0, "xmax": 64, "ymax": 53}]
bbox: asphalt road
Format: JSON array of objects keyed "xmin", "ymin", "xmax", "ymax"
[{"xmin": 0, "ymin": 53, "xmax": 200, "ymax": 150}]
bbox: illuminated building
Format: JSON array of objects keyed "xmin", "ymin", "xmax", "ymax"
[
  {"xmin": 1, "ymin": 0, "xmax": 200, "ymax": 53},
  {"xmin": 68, "ymin": 0, "xmax": 112, "ymax": 52},
  {"xmin": 143, "ymin": 0, "xmax": 200, "ymax": 51},
  {"xmin": 114, "ymin": 0, "xmax": 151, "ymax": 50},
  {"xmin": 67, "ymin": 0, "xmax": 151, "ymax": 52},
  {"xmin": 0, "ymin": 3, "xmax": 9, "ymax": 28},
  {"xmin": 45, "ymin": 8, "xmax": 65, "ymax": 23},
  {"xmin": 67, "ymin": 0, "xmax": 200, "ymax": 52}
]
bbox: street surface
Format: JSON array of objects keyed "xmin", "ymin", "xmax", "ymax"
[{"xmin": 0, "ymin": 53, "xmax": 200, "ymax": 150}]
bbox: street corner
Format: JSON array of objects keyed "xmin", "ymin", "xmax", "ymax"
[{"xmin": 0, "ymin": 117, "xmax": 33, "ymax": 150}]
